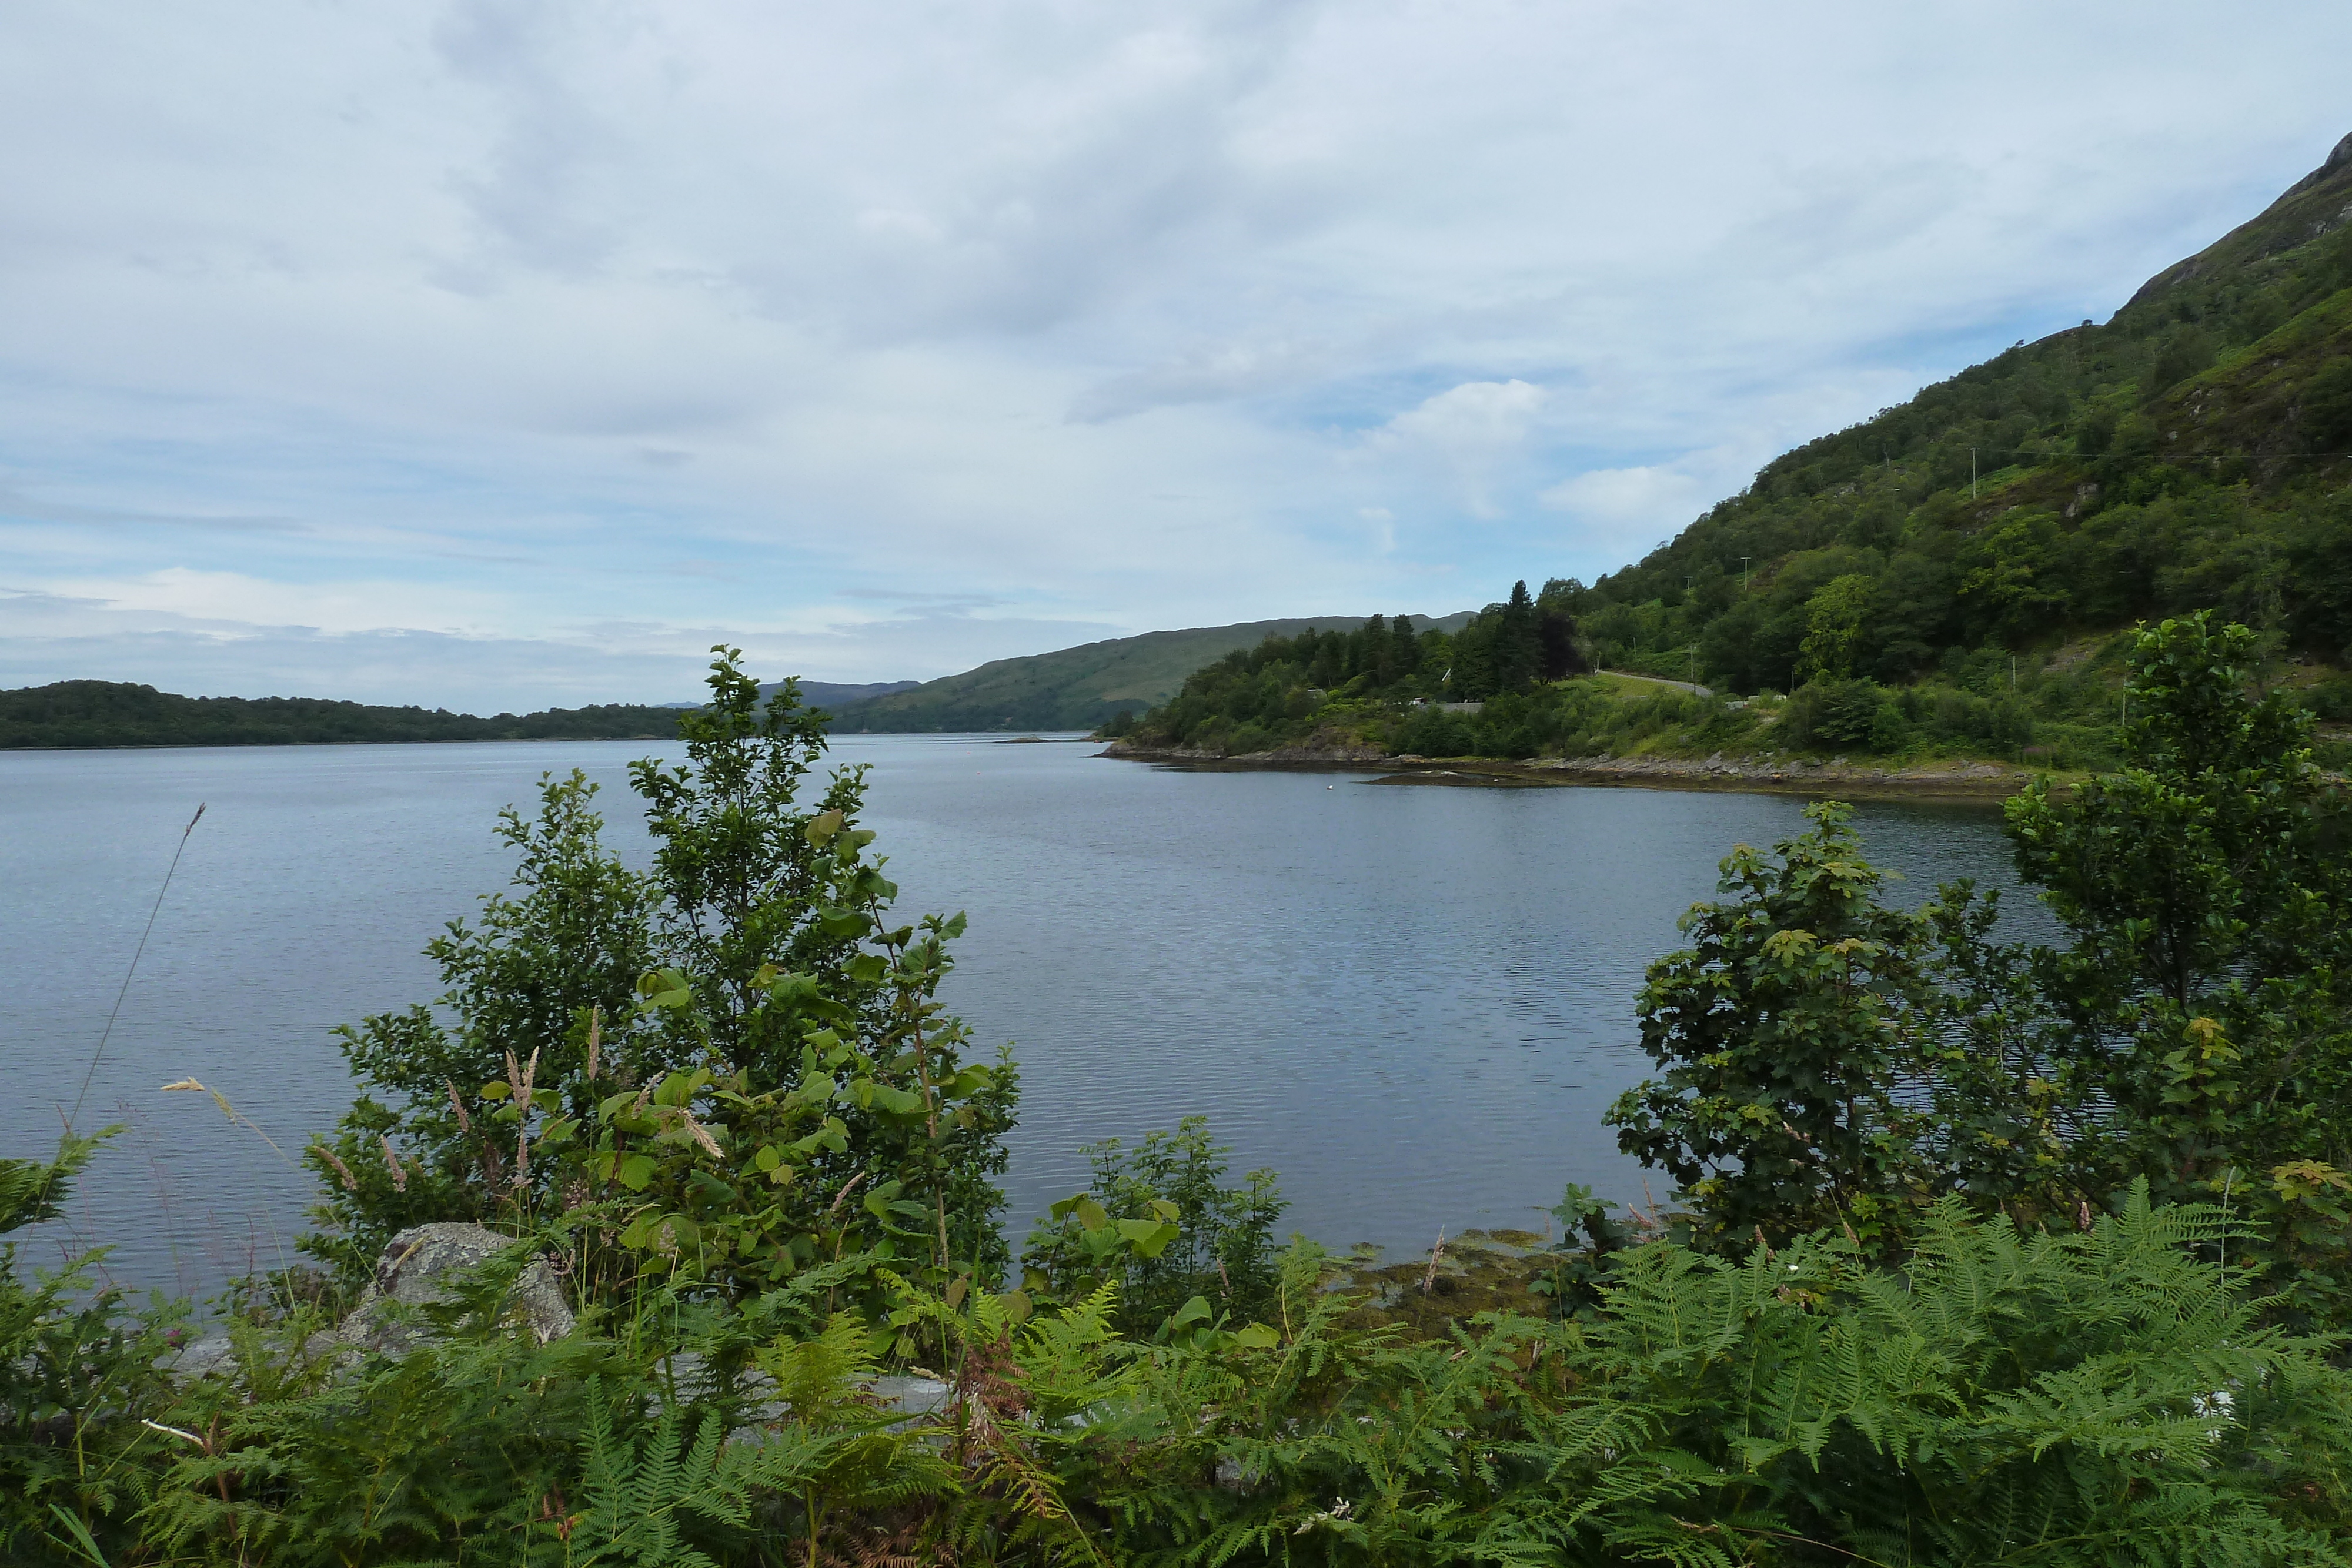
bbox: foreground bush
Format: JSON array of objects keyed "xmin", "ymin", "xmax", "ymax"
[{"xmin": 10, "ymin": 1146, "xmax": 2352, "ymax": 1564}]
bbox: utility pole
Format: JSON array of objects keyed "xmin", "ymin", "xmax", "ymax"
[
  {"xmin": 1739, "ymin": 556, "xmax": 1752, "ymax": 591},
  {"xmin": 1969, "ymin": 446, "xmax": 1980, "ymax": 500}
]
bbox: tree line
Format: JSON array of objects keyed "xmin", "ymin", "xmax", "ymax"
[{"xmin": 1, "ymin": 679, "xmax": 690, "ymax": 748}]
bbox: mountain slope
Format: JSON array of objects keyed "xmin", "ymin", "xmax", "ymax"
[
  {"xmin": 838, "ymin": 613, "xmax": 1473, "ymax": 732},
  {"xmin": 1560, "ymin": 130, "xmax": 2352, "ymax": 696},
  {"xmin": 751, "ymin": 679, "xmax": 919, "ymax": 710},
  {"xmin": 1111, "ymin": 132, "xmax": 2352, "ymax": 770}
]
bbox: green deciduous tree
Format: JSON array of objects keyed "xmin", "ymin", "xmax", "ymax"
[
  {"xmin": 1618, "ymin": 612, "xmax": 2352, "ymax": 1323},
  {"xmin": 2005, "ymin": 611, "xmax": 2352, "ymax": 1321},
  {"xmin": 306, "ymin": 648, "xmax": 1018, "ymax": 1300},
  {"xmin": 1606, "ymin": 802, "xmax": 1935, "ymax": 1245},
  {"xmin": 1796, "ymin": 571, "xmax": 1874, "ymax": 680}
]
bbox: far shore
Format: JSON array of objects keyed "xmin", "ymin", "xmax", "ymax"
[{"xmin": 1095, "ymin": 740, "xmax": 2047, "ymax": 802}]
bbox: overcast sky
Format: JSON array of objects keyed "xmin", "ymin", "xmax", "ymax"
[{"xmin": 2, "ymin": 2, "xmax": 2347, "ymax": 710}]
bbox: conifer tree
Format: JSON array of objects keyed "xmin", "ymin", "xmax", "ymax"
[{"xmin": 1494, "ymin": 580, "xmax": 1540, "ymax": 691}]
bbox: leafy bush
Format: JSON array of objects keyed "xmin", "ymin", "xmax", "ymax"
[
  {"xmin": 1020, "ymin": 1116, "xmax": 1284, "ymax": 1335},
  {"xmin": 1616, "ymin": 614, "xmax": 2352, "ymax": 1333},
  {"xmin": 1074, "ymin": 1192, "xmax": 2352, "ymax": 1566},
  {"xmin": 304, "ymin": 647, "xmax": 1020, "ymax": 1309}
]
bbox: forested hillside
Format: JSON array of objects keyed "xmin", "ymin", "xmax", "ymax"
[
  {"xmin": 1577, "ymin": 131, "xmax": 2352, "ymax": 690},
  {"xmin": 0, "ymin": 680, "xmax": 684, "ymax": 748},
  {"xmin": 1121, "ymin": 132, "xmax": 2352, "ymax": 764}
]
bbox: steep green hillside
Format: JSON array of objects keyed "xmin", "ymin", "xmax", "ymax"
[
  {"xmin": 1573, "ymin": 131, "xmax": 2352, "ymax": 691},
  {"xmin": 0, "ymin": 681, "xmax": 684, "ymax": 748},
  {"xmin": 840, "ymin": 613, "xmax": 1472, "ymax": 732},
  {"xmin": 1118, "ymin": 132, "xmax": 2352, "ymax": 768}
]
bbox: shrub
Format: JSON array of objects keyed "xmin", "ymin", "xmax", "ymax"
[
  {"xmin": 304, "ymin": 647, "xmax": 1020, "ymax": 1306},
  {"xmin": 1021, "ymin": 1116, "xmax": 1284, "ymax": 1334}
]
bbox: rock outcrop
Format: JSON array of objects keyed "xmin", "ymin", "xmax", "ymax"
[{"xmin": 336, "ymin": 1222, "xmax": 574, "ymax": 1355}]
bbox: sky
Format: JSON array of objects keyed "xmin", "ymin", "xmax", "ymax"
[{"xmin": 3, "ymin": 2, "xmax": 2348, "ymax": 711}]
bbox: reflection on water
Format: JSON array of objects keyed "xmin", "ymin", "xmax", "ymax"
[{"xmin": 1, "ymin": 735, "xmax": 2029, "ymax": 1295}]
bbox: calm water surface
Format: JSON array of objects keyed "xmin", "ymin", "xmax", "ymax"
[{"xmin": 1, "ymin": 737, "xmax": 2028, "ymax": 1295}]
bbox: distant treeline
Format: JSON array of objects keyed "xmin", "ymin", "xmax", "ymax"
[{"xmin": 0, "ymin": 680, "xmax": 685, "ymax": 749}]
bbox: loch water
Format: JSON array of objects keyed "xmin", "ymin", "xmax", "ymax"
[{"xmin": 2, "ymin": 736, "xmax": 2030, "ymax": 1296}]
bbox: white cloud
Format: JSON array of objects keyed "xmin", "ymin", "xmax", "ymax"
[
  {"xmin": 1541, "ymin": 465, "xmax": 1712, "ymax": 556},
  {"xmin": 39, "ymin": 568, "xmax": 516, "ymax": 637},
  {"xmin": 1, "ymin": 1, "xmax": 2347, "ymax": 706},
  {"xmin": 1534, "ymin": 443, "xmax": 1773, "ymax": 566},
  {"xmin": 1358, "ymin": 379, "xmax": 1548, "ymax": 517}
]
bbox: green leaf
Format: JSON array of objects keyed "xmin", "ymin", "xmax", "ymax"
[
  {"xmin": 637, "ymin": 967, "xmax": 697, "ymax": 1009},
  {"xmin": 945, "ymin": 1065, "xmax": 996, "ymax": 1098},
  {"xmin": 619, "ymin": 1154, "xmax": 657, "ymax": 1191},
  {"xmin": 1074, "ymin": 1197, "xmax": 1109, "ymax": 1233},
  {"xmin": 1117, "ymin": 1218, "xmax": 1182, "ymax": 1259},
  {"xmin": 816, "ymin": 905, "xmax": 869, "ymax": 939},
  {"xmin": 868, "ymin": 1084, "xmax": 924, "ymax": 1116}
]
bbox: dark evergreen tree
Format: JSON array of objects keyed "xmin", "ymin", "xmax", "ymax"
[
  {"xmin": 1494, "ymin": 580, "xmax": 1540, "ymax": 691},
  {"xmin": 1389, "ymin": 614, "xmax": 1421, "ymax": 677},
  {"xmin": 1361, "ymin": 614, "xmax": 1391, "ymax": 684},
  {"xmin": 1536, "ymin": 605, "xmax": 1585, "ymax": 680}
]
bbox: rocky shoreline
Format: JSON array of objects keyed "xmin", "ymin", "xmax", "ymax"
[{"xmin": 1095, "ymin": 738, "xmax": 2040, "ymax": 800}]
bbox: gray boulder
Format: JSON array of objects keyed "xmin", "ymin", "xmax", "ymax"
[
  {"xmin": 163, "ymin": 1331, "xmax": 239, "ymax": 1383},
  {"xmin": 338, "ymin": 1222, "xmax": 576, "ymax": 1355}
]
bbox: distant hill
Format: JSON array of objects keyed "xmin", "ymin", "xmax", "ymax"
[
  {"xmin": 837, "ymin": 614, "xmax": 1475, "ymax": 732},
  {"xmin": 1560, "ymin": 129, "xmax": 2352, "ymax": 693},
  {"xmin": 0, "ymin": 681, "xmax": 683, "ymax": 749},
  {"xmin": 753, "ymin": 678, "xmax": 920, "ymax": 710}
]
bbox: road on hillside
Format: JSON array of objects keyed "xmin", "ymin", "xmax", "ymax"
[{"xmin": 1598, "ymin": 669, "xmax": 1715, "ymax": 698}]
